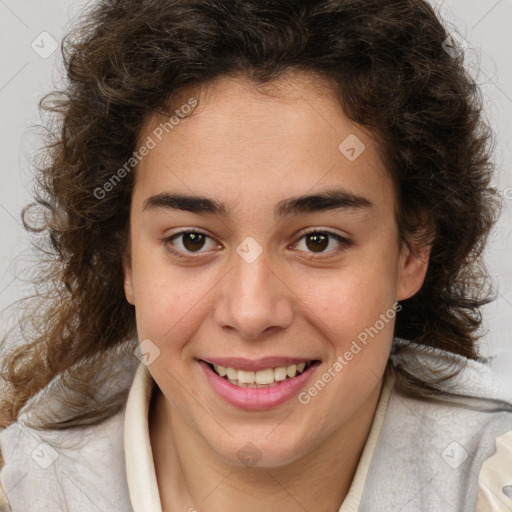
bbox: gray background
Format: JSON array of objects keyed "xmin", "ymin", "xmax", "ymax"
[{"xmin": 1, "ymin": 0, "xmax": 511, "ymax": 393}]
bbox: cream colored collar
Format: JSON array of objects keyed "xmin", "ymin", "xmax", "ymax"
[{"xmin": 123, "ymin": 363, "xmax": 394, "ymax": 512}]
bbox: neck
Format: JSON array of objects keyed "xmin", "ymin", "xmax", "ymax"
[{"xmin": 149, "ymin": 380, "xmax": 383, "ymax": 512}]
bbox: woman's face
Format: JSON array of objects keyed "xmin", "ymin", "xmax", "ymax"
[{"xmin": 123, "ymin": 71, "xmax": 428, "ymax": 467}]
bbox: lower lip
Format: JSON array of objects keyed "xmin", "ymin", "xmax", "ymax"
[{"xmin": 198, "ymin": 360, "xmax": 319, "ymax": 411}]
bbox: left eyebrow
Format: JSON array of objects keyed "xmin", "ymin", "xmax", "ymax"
[
  {"xmin": 274, "ymin": 189, "xmax": 373, "ymax": 217},
  {"xmin": 142, "ymin": 188, "xmax": 373, "ymax": 217}
]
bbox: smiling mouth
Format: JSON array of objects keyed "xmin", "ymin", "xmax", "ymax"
[{"xmin": 203, "ymin": 360, "xmax": 319, "ymax": 388}]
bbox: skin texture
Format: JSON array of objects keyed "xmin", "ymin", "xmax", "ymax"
[{"xmin": 123, "ymin": 71, "xmax": 430, "ymax": 512}]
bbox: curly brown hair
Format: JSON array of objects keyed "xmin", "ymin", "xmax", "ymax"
[{"xmin": 0, "ymin": 0, "xmax": 508, "ymax": 430}]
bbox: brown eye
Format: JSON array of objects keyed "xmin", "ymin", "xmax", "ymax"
[
  {"xmin": 305, "ymin": 233, "xmax": 329, "ymax": 252},
  {"xmin": 181, "ymin": 232, "xmax": 206, "ymax": 252},
  {"xmin": 164, "ymin": 230, "xmax": 219, "ymax": 256},
  {"xmin": 293, "ymin": 230, "xmax": 353, "ymax": 258}
]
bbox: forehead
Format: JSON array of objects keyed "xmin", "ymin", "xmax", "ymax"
[{"xmin": 132, "ymin": 71, "xmax": 394, "ymax": 220}]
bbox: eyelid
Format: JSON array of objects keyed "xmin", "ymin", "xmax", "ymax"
[
  {"xmin": 162, "ymin": 227, "xmax": 353, "ymax": 259},
  {"xmin": 290, "ymin": 227, "xmax": 353, "ymax": 259},
  {"xmin": 162, "ymin": 228, "xmax": 221, "ymax": 259}
]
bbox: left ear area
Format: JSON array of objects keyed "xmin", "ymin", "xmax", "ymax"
[
  {"xmin": 396, "ymin": 241, "xmax": 431, "ymax": 301},
  {"xmin": 122, "ymin": 251, "xmax": 135, "ymax": 306}
]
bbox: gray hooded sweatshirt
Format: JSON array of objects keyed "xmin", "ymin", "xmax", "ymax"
[{"xmin": 0, "ymin": 338, "xmax": 511, "ymax": 511}]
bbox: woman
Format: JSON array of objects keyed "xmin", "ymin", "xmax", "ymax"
[{"xmin": 0, "ymin": 0, "xmax": 511, "ymax": 510}]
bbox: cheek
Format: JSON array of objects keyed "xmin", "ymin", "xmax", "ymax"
[
  {"xmin": 297, "ymin": 257, "xmax": 400, "ymax": 340},
  {"xmin": 292, "ymin": 266, "xmax": 398, "ymax": 424},
  {"xmin": 130, "ymin": 247, "xmax": 218, "ymax": 342}
]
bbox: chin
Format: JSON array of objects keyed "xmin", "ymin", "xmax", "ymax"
[{"xmin": 208, "ymin": 432, "xmax": 311, "ymax": 469}]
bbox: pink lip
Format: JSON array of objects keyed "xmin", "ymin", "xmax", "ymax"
[
  {"xmin": 199, "ymin": 360, "xmax": 320, "ymax": 411},
  {"xmin": 201, "ymin": 356, "xmax": 315, "ymax": 372}
]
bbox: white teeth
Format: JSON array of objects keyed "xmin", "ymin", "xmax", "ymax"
[
  {"xmin": 286, "ymin": 364, "xmax": 297, "ymax": 378},
  {"xmin": 255, "ymin": 368, "xmax": 274, "ymax": 385},
  {"xmin": 274, "ymin": 366, "xmax": 288, "ymax": 381},
  {"xmin": 237, "ymin": 370, "xmax": 255, "ymax": 384},
  {"xmin": 212, "ymin": 361, "xmax": 312, "ymax": 386},
  {"xmin": 216, "ymin": 365, "xmax": 227, "ymax": 377}
]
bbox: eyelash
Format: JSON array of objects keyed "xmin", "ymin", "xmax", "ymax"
[{"xmin": 162, "ymin": 228, "xmax": 353, "ymax": 260}]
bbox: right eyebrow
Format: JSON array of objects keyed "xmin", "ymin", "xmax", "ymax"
[{"xmin": 143, "ymin": 193, "xmax": 228, "ymax": 215}]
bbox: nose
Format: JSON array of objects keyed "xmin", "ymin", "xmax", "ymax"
[{"xmin": 213, "ymin": 248, "xmax": 294, "ymax": 340}]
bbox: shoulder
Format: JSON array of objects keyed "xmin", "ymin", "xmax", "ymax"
[
  {"xmin": 359, "ymin": 341, "xmax": 512, "ymax": 511},
  {"xmin": 0, "ymin": 407, "xmax": 132, "ymax": 512},
  {"xmin": 0, "ymin": 339, "xmax": 140, "ymax": 511},
  {"xmin": 370, "ymin": 386, "xmax": 512, "ymax": 511}
]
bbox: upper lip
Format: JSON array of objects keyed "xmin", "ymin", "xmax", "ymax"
[{"xmin": 200, "ymin": 357, "xmax": 318, "ymax": 372}]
